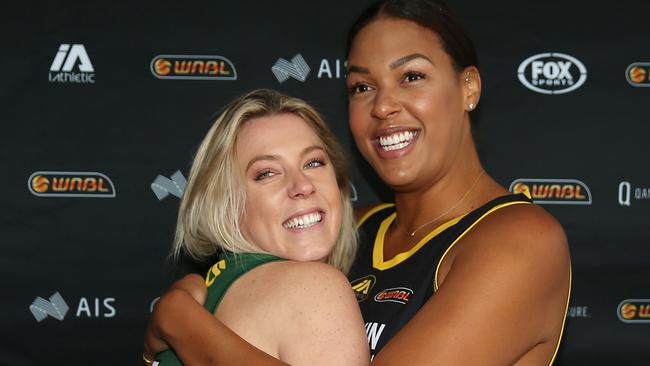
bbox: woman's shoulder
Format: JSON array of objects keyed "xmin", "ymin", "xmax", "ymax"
[
  {"xmin": 219, "ymin": 260, "xmax": 368, "ymax": 365},
  {"xmin": 221, "ymin": 259, "xmax": 356, "ymax": 315},
  {"xmin": 457, "ymin": 201, "xmax": 570, "ymax": 281}
]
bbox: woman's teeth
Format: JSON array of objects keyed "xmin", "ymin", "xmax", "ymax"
[
  {"xmin": 378, "ymin": 131, "xmax": 416, "ymax": 151},
  {"xmin": 283, "ymin": 212, "xmax": 322, "ymax": 229}
]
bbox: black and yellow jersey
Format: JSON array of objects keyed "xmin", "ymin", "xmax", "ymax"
[{"xmin": 348, "ymin": 193, "xmax": 534, "ymax": 360}]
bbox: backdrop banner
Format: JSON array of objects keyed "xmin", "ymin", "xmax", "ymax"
[{"xmin": 2, "ymin": 1, "xmax": 649, "ymax": 364}]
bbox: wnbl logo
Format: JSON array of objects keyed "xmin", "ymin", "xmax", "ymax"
[{"xmin": 48, "ymin": 44, "xmax": 96, "ymax": 83}]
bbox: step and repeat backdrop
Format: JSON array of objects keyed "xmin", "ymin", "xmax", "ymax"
[{"xmin": 2, "ymin": 1, "xmax": 649, "ymax": 365}]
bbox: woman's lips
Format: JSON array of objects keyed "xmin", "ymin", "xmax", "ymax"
[
  {"xmin": 282, "ymin": 209, "xmax": 324, "ymax": 231},
  {"xmin": 372, "ymin": 128, "xmax": 419, "ymax": 159}
]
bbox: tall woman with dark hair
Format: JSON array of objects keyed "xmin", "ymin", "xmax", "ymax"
[
  {"xmin": 144, "ymin": 1, "xmax": 571, "ymax": 365},
  {"xmin": 343, "ymin": 1, "xmax": 570, "ymax": 364}
]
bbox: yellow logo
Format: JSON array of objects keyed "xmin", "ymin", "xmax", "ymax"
[
  {"xmin": 205, "ymin": 259, "xmax": 226, "ymax": 287},
  {"xmin": 350, "ymin": 275, "xmax": 376, "ymax": 302}
]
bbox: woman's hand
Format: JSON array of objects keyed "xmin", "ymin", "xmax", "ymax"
[{"xmin": 143, "ymin": 274, "xmax": 207, "ymax": 360}]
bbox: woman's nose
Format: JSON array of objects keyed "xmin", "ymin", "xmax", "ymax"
[{"xmin": 288, "ymin": 170, "xmax": 316, "ymax": 199}]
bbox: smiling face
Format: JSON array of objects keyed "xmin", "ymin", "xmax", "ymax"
[
  {"xmin": 346, "ymin": 18, "xmax": 478, "ymax": 192},
  {"xmin": 236, "ymin": 113, "xmax": 342, "ymax": 262}
]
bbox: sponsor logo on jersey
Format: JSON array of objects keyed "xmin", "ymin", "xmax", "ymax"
[
  {"xmin": 373, "ymin": 287, "xmax": 413, "ymax": 305},
  {"xmin": 150, "ymin": 55, "xmax": 237, "ymax": 80},
  {"xmin": 618, "ymin": 181, "xmax": 650, "ymax": 206},
  {"xmin": 49, "ymin": 44, "xmax": 96, "ymax": 83},
  {"xmin": 617, "ymin": 299, "xmax": 650, "ymax": 323},
  {"xmin": 509, "ymin": 178, "xmax": 591, "ymax": 205},
  {"xmin": 350, "ymin": 275, "xmax": 376, "ymax": 302},
  {"xmin": 28, "ymin": 171, "xmax": 116, "ymax": 198},
  {"xmin": 517, "ymin": 52, "xmax": 587, "ymax": 94},
  {"xmin": 626, "ymin": 62, "xmax": 650, "ymax": 87},
  {"xmin": 151, "ymin": 170, "xmax": 187, "ymax": 201}
]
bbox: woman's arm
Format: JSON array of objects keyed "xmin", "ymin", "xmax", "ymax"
[
  {"xmin": 144, "ymin": 273, "xmax": 286, "ymax": 366},
  {"xmin": 144, "ymin": 262, "xmax": 370, "ymax": 366},
  {"xmin": 372, "ymin": 204, "xmax": 571, "ymax": 366}
]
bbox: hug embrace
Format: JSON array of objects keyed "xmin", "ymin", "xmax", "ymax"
[{"xmin": 144, "ymin": 1, "xmax": 571, "ymax": 365}]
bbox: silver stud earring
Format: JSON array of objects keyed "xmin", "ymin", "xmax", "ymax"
[
  {"xmin": 468, "ymin": 103, "xmax": 475, "ymax": 110},
  {"xmin": 464, "ymin": 72, "xmax": 470, "ymax": 83}
]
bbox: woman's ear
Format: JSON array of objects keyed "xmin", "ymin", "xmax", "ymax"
[{"xmin": 462, "ymin": 66, "xmax": 481, "ymax": 111}]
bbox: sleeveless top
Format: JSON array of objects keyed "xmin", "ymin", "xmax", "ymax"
[
  {"xmin": 347, "ymin": 193, "xmax": 535, "ymax": 360},
  {"xmin": 154, "ymin": 252, "xmax": 284, "ymax": 365}
]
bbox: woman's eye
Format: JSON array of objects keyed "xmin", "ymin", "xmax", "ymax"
[
  {"xmin": 254, "ymin": 170, "xmax": 276, "ymax": 181},
  {"xmin": 348, "ymin": 82, "xmax": 371, "ymax": 95},
  {"xmin": 305, "ymin": 159, "xmax": 325, "ymax": 169},
  {"xmin": 403, "ymin": 71, "xmax": 425, "ymax": 83}
]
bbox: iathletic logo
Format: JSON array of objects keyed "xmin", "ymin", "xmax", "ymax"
[
  {"xmin": 28, "ymin": 171, "xmax": 116, "ymax": 198},
  {"xmin": 49, "ymin": 44, "xmax": 95, "ymax": 84},
  {"xmin": 350, "ymin": 275, "xmax": 376, "ymax": 302}
]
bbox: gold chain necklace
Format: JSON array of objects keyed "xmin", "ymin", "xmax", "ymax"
[{"xmin": 408, "ymin": 170, "xmax": 485, "ymax": 237}]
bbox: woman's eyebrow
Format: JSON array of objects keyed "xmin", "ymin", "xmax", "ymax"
[{"xmin": 389, "ymin": 53, "xmax": 433, "ymax": 69}]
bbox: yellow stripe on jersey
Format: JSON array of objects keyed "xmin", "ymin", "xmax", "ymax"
[
  {"xmin": 372, "ymin": 213, "xmax": 467, "ymax": 271},
  {"xmin": 548, "ymin": 265, "xmax": 572, "ymax": 366},
  {"xmin": 356, "ymin": 203, "xmax": 395, "ymax": 228}
]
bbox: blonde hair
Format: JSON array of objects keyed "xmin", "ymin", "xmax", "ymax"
[{"xmin": 173, "ymin": 89, "xmax": 358, "ymax": 274}]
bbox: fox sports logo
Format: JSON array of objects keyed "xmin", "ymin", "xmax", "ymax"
[{"xmin": 518, "ymin": 52, "xmax": 587, "ymax": 94}]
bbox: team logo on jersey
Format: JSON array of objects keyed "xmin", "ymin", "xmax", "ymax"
[
  {"xmin": 28, "ymin": 171, "xmax": 116, "ymax": 198},
  {"xmin": 150, "ymin": 55, "xmax": 237, "ymax": 80},
  {"xmin": 626, "ymin": 62, "xmax": 650, "ymax": 87},
  {"xmin": 373, "ymin": 287, "xmax": 413, "ymax": 305},
  {"xmin": 350, "ymin": 275, "xmax": 376, "ymax": 302},
  {"xmin": 617, "ymin": 299, "xmax": 650, "ymax": 323},
  {"xmin": 509, "ymin": 178, "xmax": 591, "ymax": 205}
]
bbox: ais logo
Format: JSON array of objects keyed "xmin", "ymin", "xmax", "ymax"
[
  {"xmin": 510, "ymin": 178, "xmax": 591, "ymax": 205},
  {"xmin": 374, "ymin": 287, "xmax": 413, "ymax": 305},
  {"xmin": 150, "ymin": 55, "xmax": 237, "ymax": 80},
  {"xmin": 617, "ymin": 299, "xmax": 650, "ymax": 323},
  {"xmin": 518, "ymin": 52, "xmax": 587, "ymax": 94},
  {"xmin": 30, "ymin": 292, "xmax": 116, "ymax": 323},
  {"xmin": 28, "ymin": 171, "xmax": 116, "ymax": 198},
  {"xmin": 626, "ymin": 62, "xmax": 650, "ymax": 87},
  {"xmin": 350, "ymin": 275, "xmax": 376, "ymax": 302}
]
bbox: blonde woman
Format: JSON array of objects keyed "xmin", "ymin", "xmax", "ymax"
[{"xmin": 144, "ymin": 89, "xmax": 369, "ymax": 366}]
